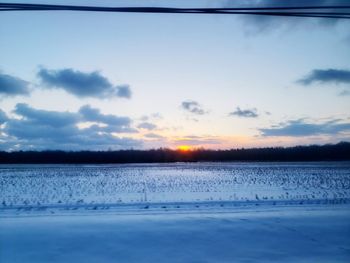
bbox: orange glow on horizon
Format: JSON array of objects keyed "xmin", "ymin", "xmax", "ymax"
[{"xmin": 177, "ymin": 145, "xmax": 192, "ymax": 152}]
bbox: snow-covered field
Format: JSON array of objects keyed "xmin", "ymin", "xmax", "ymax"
[
  {"xmin": 1, "ymin": 162, "xmax": 350, "ymax": 262},
  {"xmin": 1, "ymin": 162, "xmax": 350, "ymax": 208}
]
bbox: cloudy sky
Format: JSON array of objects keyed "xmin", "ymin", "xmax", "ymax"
[{"xmin": 1, "ymin": 0, "xmax": 350, "ymax": 151}]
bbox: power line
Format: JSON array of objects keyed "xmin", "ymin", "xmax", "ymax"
[{"xmin": 0, "ymin": 3, "xmax": 350, "ymax": 19}]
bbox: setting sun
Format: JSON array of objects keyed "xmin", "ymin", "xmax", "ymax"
[{"xmin": 177, "ymin": 145, "xmax": 192, "ymax": 152}]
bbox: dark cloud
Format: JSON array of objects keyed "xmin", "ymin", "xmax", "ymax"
[
  {"xmin": 79, "ymin": 105, "xmax": 130, "ymax": 126},
  {"xmin": 14, "ymin": 103, "xmax": 79, "ymax": 127},
  {"xmin": 5, "ymin": 118, "xmax": 78, "ymax": 141},
  {"xmin": 1, "ymin": 104, "xmax": 140, "ymax": 150},
  {"xmin": 229, "ymin": 107, "xmax": 258, "ymax": 118},
  {"xmin": 79, "ymin": 105, "xmax": 135, "ymax": 133},
  {"xmin": 38, "ymin": 68, "xmax": 132, "ymax": 99},
  {"xmin": 260, "ymin": 119, "xmax": 350, "ymax": 137},
  {"xmin": 116, "ymin": 85, "xmax": 132, "ymax": 98},
  {"xmin": 0, "ymin": 73, "xmax": 30, "ymax": 97},
  {"xmin": 181, "ymin": 100, "xmax": 207, "ymax": 115},
  {"xmin": 137, "ymin": 122, "xmax": 157, "ymax": 130},
  {"xmin": 223, "ymin": 0, "xmax": 350, "ymax": 32},
  {"xmin": 298, "ymin": 69, "xmax": 350, "ymax": 86}
]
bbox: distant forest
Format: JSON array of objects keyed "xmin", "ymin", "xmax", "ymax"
[{"xmin": 0, "ymin": 142, "xmax": 349, "ymax": 164}]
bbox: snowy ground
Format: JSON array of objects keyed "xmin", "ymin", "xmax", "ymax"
[
  {"xmin": 1, "ymin": 204, "xmax": 350, "ymax": 263},
  {"xmin": 1, "ymin": 163, "xmax": 350, "ymax": 262},
  {"xmin": 1, "ymin": 162, "xmax": 350, "ymax": 207}
]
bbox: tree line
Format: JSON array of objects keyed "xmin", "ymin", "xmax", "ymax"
[{"xmin": 0, "ymin": 142, "xmax": 349, "ymax": 164}]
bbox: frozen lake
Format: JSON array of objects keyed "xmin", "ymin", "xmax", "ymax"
[{"xmin": 1, "ymin": 162, "xmax": 350, "ymax": 262}]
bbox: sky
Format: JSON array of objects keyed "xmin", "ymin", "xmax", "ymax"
[{"xmin": 0, "ymin": 0, "xmax": 350, "ymax": 151}]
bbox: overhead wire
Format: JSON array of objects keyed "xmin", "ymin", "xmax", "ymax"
[{"xmin": 0, "ymin": 2, "xmax": 350, "ymax": 19}]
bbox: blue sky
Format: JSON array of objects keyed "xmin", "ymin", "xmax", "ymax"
[{"xmin": 1, "ymin": 0, "xmax": 350, "ymax": 150}]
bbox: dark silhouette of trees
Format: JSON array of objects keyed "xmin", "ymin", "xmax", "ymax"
[{"xmin": 0, "ymin": 142, "xmax": 349, "ymax": 164}]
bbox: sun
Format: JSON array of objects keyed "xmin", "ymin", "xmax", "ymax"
[{"xmin": 177, "ymin": 145, "xmax": 192, "ymax": 152}]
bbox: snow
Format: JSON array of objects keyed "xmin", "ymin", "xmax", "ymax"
[
  {"xmin": 1, "ymin": 162, "xmax": 350, "ymax": 262},
  {"xmin": 1, "ymin": 205, "xmax": 350, "ymax": 263},
  {"xmin": 1, "ymin": 162, "xmax": 350, "ymax": 208}
]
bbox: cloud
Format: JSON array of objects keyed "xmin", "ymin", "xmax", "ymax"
[
  {"xmin": 1, "ymin": 104, "xmax": 140, "ymax": 150},
  {"xmin": 116, "ymin": 85, "xmax": 132, "ymax": 98},
  {"xmin": 137, "ymin": 122, "xmax": 157, "ymax": 130},
  {"xmin": 140, "ymin": 113, "xmax": 163, "ymax": 123},
  {"xmin": 79, "ymin": 105, "xmax": 135, "ymax": 133},
  {"xmin": 181, "ymin": 100, "xmax": 207, "ymax": 115},
  {"xmin": 298, "ymin": 69, "xmax": 350, "ymax": 86},
  {"xmin": 79, "ymin": 105, "xmax": 129, "ymax": 125},
  {"xmin": 151, "ymin": 113, "xmax": 163, "ymax": 119},
  {"xmin": 0, "ymin": 73, "xmax": 30, "ymax": 97},
  {"xmin": 229, "ymin": 107, "xmax": 259, "ymax": 118},
  {"xmin": 0, "ymin": 109, "xmax": 8, "ymax": 124},
  {"xmin": 14, "ymin": 103, "xmax": 79, "ymax": 127},
  {"xmin": 222, "ymin": 0, "xmax": 350, "ymax": 32},
  {"xmin": 37, "ymin": 68, "xmax": 132, "ymax": 99},
  {"xmin": 144, "ymin": 133, "xmax": 164, "ymax": 139},
  {"xmin": 173, "ymin": 135, "xmax": 222, "ymax": 146},
  {"xmin": 260, "ymin": 119, "xmax": 350, "ymax": 137},
  {"xmin": 339, "ymin": 90, "xmax": 350, "ymax": 96}
]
